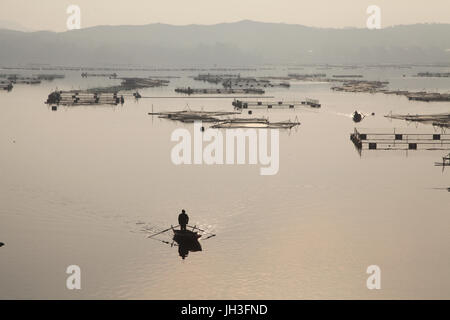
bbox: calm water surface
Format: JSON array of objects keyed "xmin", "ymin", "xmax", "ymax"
[{"xmin": 0, "ymin": 66, "xmax": 449, "ymax": 299}]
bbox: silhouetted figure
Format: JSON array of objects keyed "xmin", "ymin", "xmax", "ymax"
[{"xmin": 178, "ymin": 209, "xmax": 189, "ymax": 231}]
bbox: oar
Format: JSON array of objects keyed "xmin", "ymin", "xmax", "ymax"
[
  {"xmin": 187, "ymin": 225, "xmax": 216, "ymax": 237},
  {"xmin": 148, "ymin": 225, "xmax": 179, "ymax": 238},
  {"xmin": 148, "ymin": 237, "xmax": 178, "ymax": 247},
  {"xmin": 187, "ymin": 225, "xmax": 208, "ymax": 233}
]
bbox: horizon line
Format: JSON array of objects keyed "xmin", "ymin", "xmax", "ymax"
[{"xmin": 1, "ymin": 19, "xmax": 450, "ymax": 33}]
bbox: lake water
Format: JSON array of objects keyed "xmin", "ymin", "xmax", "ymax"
[{"xmin": 0, "ymin": 66, "xmax": 449, "ymax": 299}]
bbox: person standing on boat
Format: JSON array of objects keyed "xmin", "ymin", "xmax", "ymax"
[{"xmin": 178, "ymin": 209, "xmax": 189, "ymax": 231}]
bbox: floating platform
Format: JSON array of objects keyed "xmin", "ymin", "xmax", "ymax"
[
  {"xmin": 193, "ymin": 74, "xmax": 289, "ymax": 88},
  {"xmin": 0, "ymin": 81, "xmax": 13, "ymax": 91},
  {"xmin": 148, "ymin": 110, "xmax": 241, "ymax": 123},
  {"xmin": 175, "ymin": 87, "xmax": 265, "ymax": 95},
  {"xmin": 232, "ymin": 99, "xmax": 300, "ymax": 109},
  {"xmin": 81, "ymin": 72, "xmax": 117, "ymax": 78},
  {"xmin": 406, "ymin": 92, "xmax": 450, "ymax": 102},
  {"xmin": 301, "ymin": 98, "xmax": 321, "ymax": 108},
  {"xmin": 212, "ymin": 118, "xmax": 300, "ymax": 129},
  {"xmin": 34, "ymin": 74, "xmax": 65, "ymax": 80},
  {"xmin": 415, "ymin": 72, "xmax": 450, "ymax": 78},
  {"xmin": 288, "ymin": 73, "xmax": 326, "ymax": 80},
  {"xmin": 232, "ymin": 98, "xmax": 320, "ymax": 109},
  {"xmin": 350, "ymin": 128, "xmax": 450, "ymax": 152},
  {"xmin": 45, "ymin": 90, "xmax": 123, "ymax": 106},
  {"xmin": 331, "ymin": 80, "xmax": 388, "ymax": 93},
  {"xmin": 86, "ymin": 77, "xmax": 169, "ymax": 93},
  {"xmin": 332, "ymin": 75, "xmax": 363, "ymax": 78},
  {"xmin": 2, "ymin": 75, "xmax": 42, "ymax": 84},
  {"xmin": 385, "ymin": 113, "xmax": 450, "ymax": 127}
]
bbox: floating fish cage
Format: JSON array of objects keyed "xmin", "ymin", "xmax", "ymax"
[
  {"xmin": 350, "ymin": 128, "xmax": 450, "ymax": 152},
  {"xmin": 232, "ymin": 99, "xmax": 302, "ymax": 109},
  {"xmin": 81, "ymin": 72, "xmax": 117, "ymax": 78},
  {"xmin": 175, "ymin": 87, "xmax": 265, "ymax": 95},
  {"xmin": 193, "ymin": 74, "xmax": 289, "ymax": 88},
  {"xmin": 45, "ymin": 90, "xmax": 123, "ymax": 106},
  {"xmin": 301, "ymin": 98, "xmax": 321, "ymax": 108},
  {"xmin": 233, "ymin": 98, "xmax": 318, "ymax": 109},
  {"xmin": 34, "ymin": 74, "xmax": 65, "ymax": 81},
  {"xmin": 406, "ymin": 92, "xmax": 450, "ymax": 102}
]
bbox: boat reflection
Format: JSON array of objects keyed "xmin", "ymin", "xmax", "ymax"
[
  {"xmin": 173, "ymin": 229, "xmax": 202, "ymax": 260},
  {"xmin": 147, "ymin": 224, "xmax": 215, "ymax": 260}
]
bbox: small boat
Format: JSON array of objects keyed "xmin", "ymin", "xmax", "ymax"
[
  {"xmin": 148, "ymin": 224, "xmax": 215, "ymax": 260},
  {"xmin": 148, "ymin": 224, "xmax": 216, "ymax": 242},
  {"xmin": 353, "ymin": 111, "xmax": 363, "ymax": 123},
  {"xmin": 173, "ymin": 229, "xmax": 202, "ymax": 241}
]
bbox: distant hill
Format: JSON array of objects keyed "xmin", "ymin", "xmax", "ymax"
[
  {"xmin": 1, "ymin": 20, "xmax": 449, "ymax": 66},
  {"xmin": 0, "ymin": 19, "xmax": 33, "ymax": 32}
]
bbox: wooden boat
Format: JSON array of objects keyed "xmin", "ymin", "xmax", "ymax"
[
  {"xmin": 353, "ymin": 111, "xmax": 363, "ymax": 123},
  {"xmin": 173, "ymin": 229, "xmax": 202, "ymax": 241},
  {"xmin": 148, "ymin": 224, "xmax": 215, "ymax": 260},
  {"xmin": 148, "ymin": 224, "xmax": 216, "ymax": 241}
]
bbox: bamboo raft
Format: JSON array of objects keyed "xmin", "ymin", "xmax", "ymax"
[
  {"xmin": 148, "ymin": 109, "xmax": 299, "ymax": 128},
  {"xmin": 212, "ymin": 118, "xmax": 300, "ymax": 129},
  {"xmin": 148, "ymin": 110, "xmax": 241, "ymax": 123}
]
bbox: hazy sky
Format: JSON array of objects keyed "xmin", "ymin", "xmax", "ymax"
[{"xmin": 0, "ymin": 0, "xmax": 449, "ymax": 32}]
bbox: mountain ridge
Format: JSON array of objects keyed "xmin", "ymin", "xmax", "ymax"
[{"xmin": 1, "ymin": 21, "xmax": 449, "ymax": 66}]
